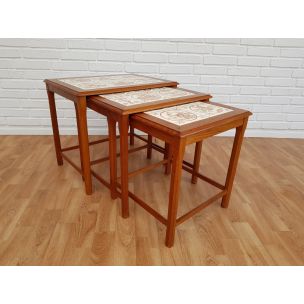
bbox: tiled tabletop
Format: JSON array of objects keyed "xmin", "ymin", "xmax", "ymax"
[
  {"xmin": 99, "ymin": 87, "xmax": 195, "ymax": 107},
  {"xmin": 145, "ymin": 102, "xmax": 232, "ymax": 126},
  {"xmin": 58, "ymin": 74, "xmax": 168, "ymax": 91}
]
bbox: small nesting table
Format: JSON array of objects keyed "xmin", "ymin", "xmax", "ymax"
[
  {"xmin": 128, "ymin": 101, "xmax": 252, "ymax": 247},
  {"xmin": 44, "ymin": 74, "xmax": 179, "ymax": 195}
]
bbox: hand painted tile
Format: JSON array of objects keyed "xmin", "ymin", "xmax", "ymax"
[
  {"xmin": 145, "ymin": 102, "xmax": 232, "ymax": 126},
  {"xmin": 100, "ymin": 87, "xmax": 194, "ymax": 106},
  {"xmin": 59, "ymin": 74, "xmax": 166, "ymax": 90}
]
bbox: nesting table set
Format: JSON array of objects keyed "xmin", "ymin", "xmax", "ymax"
[{"xmin": 45, "ymin": 74, "xmax": 251, "ymax": 247}]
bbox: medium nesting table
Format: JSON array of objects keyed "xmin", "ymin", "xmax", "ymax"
[
  {"xmin": 44, "ymin": 74, "xmax": 178, "ymax": 195},
  {"xmin": 87, "ymin": 87, "xmax": 212, "ymax": 218}
]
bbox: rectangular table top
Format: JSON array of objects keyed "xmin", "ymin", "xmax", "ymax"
[
  {"xmin": 132, "ymin": 101, "xmax": 252, "ymax": 134},
  {"xmin": 45, "ymin": 74, "xmax": 178, "ymax": 96},
  {"xmin": 88, "ymin": 87, "xmax": 211, "ymax": 115}
]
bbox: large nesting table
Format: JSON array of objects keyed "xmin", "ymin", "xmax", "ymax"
[{"xmin": 44, "ymin": 74, "xmax": 179, "ymax": 195}]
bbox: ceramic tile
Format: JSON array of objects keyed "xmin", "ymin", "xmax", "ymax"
[
  {"xmin": 100, "ymin": 87, "xmax": 194, "ymax": 106},
  {"xmin": 59, "ymin": 74, "xmax": 166, "ymax": 90},
  {"xmin": 145, "ymin": 102, "xmax": 232, "ymax": 126}
]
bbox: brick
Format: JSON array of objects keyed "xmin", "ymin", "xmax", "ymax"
[
  {"xmin": 271, "ymin": 58, "xmax": 302, "ymax": 68},
  {"xmin": 1, "ymin": 109, "xmax": 28, "ymax": 117},
  {"xmin": 227, "ymin": 67, "xmax": 259, "ymax": 76},
  {"xmin": 241, "ymin": 39, "xmax": 275, "ymax": 46},
  {"xmin": 204, "ymin": 56, "xmax": 237, "ymax": 65},
  {"xmin": 271, "ymin": 87, "xmax": 303, "ymax": 96},
  {"xmin": 265, "ymin": 78, "xmax": 296, "ymax": 87},
  {"xmin": 142, "ymin": 41, "xmax": 177, "ymax": 52},
  {"xmin": 0, "ymin": 117, "xmax": 6, "ymax": 125},
  {"xmin": 247, "ymin": 47, "xmax": 280, "ymax": 57},
  {"xmin": 68, "ymin": 39, "xmax": 104, "ymax": 50},
  {"xmin": 159, "ymin": 65, "xmax": 193, "ymax": 74},
  {"xmin": 205, "ymin": 38, "xmax": 241, "ymax": 44},
  {"xmin": 1, "ymin": 79, "xmax": 42, "ymax": 89},
  {"xmin": 275, "ymin": 39, "xmax": 304, "ymax": 47},
  {"xmin": 262, "ymin": 122, "xmax": 290, "ymax": 129},
  {"xmin": 0, "ymin": 99, "xmax": 21, "ymax": 107},
  {"xmin": 194, "ymin": 66, "xmax": 227, "ymax": 75},
  {"xmin": 25, "ymin": 39, "xmax": 67, "ymax": 49},
  {"xmin": 200, "ymin": 76, "xmax": 232, "ymax": 85},
  {"xmin": 22, "ymin": 49, "xmax": 62, "ymax": 59},
  {"xmin": 134, "ymin": 53, "xmax": 167, "ymax": 63},
  {"xmin": 22, "ymin": 70, "xmax": 61, "ymax": 80},
  {"xmin": 292, "ymin": 69, "xmax": 304, "ymax": 78},
  {"xmin": 280, "ymin": 48, "xmax": 304, "ymax": 58},
  {"xmin": 97, "ymin": 51, "xmax": 133, "ymax": 62},
  {"xmin": 289, "ymin": 122, "xmax": 304, "ymax": 129},
  {"xmin": 125, "ymin": 63, "xmax": 158, "ymax": 73},
  {"xmin": 0, "ymin": 69, "xmax": 24, "ymax": 79},
  {"xmin": 30, "ymin": 109, "xmax": 64, "ymax": 118},
  {"xmin": 287, "ymin": 106, "xmax": 304, "ymax": 114},
  {"xmin": 213, "ymin": 45, "xmax": 246, "ymax": 55},
  {"xmin": 257, "ymin": 113, "xmax": 286, "ymax": 121},
  {"xmin": 0, "ymin": 39, "xmax": 30, "ymax": 47},
  {"xmin": 238, "ymin": 57, "xmax": 270, "ymax": 67},
  {"xmin": 0, "ymin": 90, "xmax": 29, "ymax": 98},
  {"xmin": 260, "ymin": 68, "xmax": 293, "ymax": 77},
  {"xmin": 296, "ymin": 79, "xmax": 304, "ymax": 87},
  {"xmin": 169, "ymin": 75, "xmax": 200, "ymax": 84},
  {"xmin": 233, "ymin": 77, "xmax": 264, "ymax": 86},
  {"xmin": 261, "ymin": 96, "xmax": 289, "ymax": 105},
  {"xmin": 169, "ymin": 54, "xmax": 201, "ymax": 64},
  {"xmin": 61, "ymin": 51, "xmax": 98, "ymax": 61},
  {"xmin": 105, "ymin": 39, "xmax": 141, "ymax": 51},
  {"xmin": 88, "ymin": 62, "xmax": 124, "ymax": 72},
  {"xmin": 240, "ymin": 86, "xmax": 271, "ymax": 95},
  {"xmin": 53, "ymin": 61, "xmax": 88, "ymax": 71},
  {"xmin": 177, "ymin": 43, "xmax": 212, "ymax": 54},
  {"xmin": 290, "ymin": 97, "xmax": 304, "ymax": 105},
  {"xmin": 0, "ymin": 48, "xmax": 21, "ymax": 58},
  {"xmin": 254, "ymin": 105, "xmax": 283, "ymax": 113},
  {"xmin": 287, "ymin": 114, "xmax": 304, "ymax": 122},
  {"xmin": 13, "ymin": 59, "xmax": 52, "ymax": 70},
  {"xmin": 230, "ymin": 95, "xmax": 260, "ymax": 104},
  {"xmin": 209, "ymin": 86, "xmax": 239, "ymax": 95}
]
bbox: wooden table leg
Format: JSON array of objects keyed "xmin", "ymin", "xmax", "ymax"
[
  {"xmin": 47, "ymin": 89, "xmax": 63, "ymax": 166},
  {"xmin": 74, "ymin": 102, "xmax": 84, "ymax": 180},
  {"xmin": 107, "ymin": 117, "xmax": 118, "ymax": 199},
  {"xmin": 130, "ymin": 126, "xmax": 135, "ymax": 146},
  {"xmin": 165, "ymin": 139, "xmax": 186, "ymax": 247},
  {"xmin": 221, "ymin": 118, "xmax": 248, "ymax": 208},
  {"xmin": 147, "ymin": 135, "xmax": 152, "ymax": 159},
  {"xmin": 76, "ymin": 96, "xmax": 92, "ymax": 195},
  {"xmin": 191, "ymin": 141, "xmax": 203, "ymax": 184},
  {"xmin": 119, "ymin": 115, "xmax": 130, "ymax": 218},
  {"xmin": 164, "ymin": 143, "xmax": 172, "ymax": 175}
]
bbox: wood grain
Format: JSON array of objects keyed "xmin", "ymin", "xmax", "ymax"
[{"xmin": 0, "ymin": 135, "xmax": 303, "ymax": 265}]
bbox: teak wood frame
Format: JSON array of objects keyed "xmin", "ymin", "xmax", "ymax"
[
  {"xmin": 117, "ymin": 101, "xmax": 252, "ymax": 247},
  {"xmin": 44, "ymin": 74, "xmax": 180, "ymax": 195}
]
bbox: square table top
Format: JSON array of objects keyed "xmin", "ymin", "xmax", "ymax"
[
  {"xmin": 88, "ymin": 87, "xmax": 212, "ymax": 115},
  {"xmin": 132, "ymin": 101, "xmax": 252, "ymax": 134},
  {"xmin": 45, "ymin": 74, "xmax": 178, "ymax": 96}
]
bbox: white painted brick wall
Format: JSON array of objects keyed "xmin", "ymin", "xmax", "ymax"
[{"xmin": 0, "ymin": 38, "xmax": 304, "ymax": 138}]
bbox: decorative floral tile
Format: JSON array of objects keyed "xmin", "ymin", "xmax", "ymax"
[
  {"xmin": 100, "ymin": 87, "xmax": 194, "ymax": 106},
  {"xmin": 145, "ymin": 102, "xmax": 232, "ymax": 126},
  {"xmin": 59, "ymin": 74, "xmax": 166, "ymax": 90}
]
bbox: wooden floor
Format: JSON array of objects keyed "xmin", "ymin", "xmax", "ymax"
[{"xmin": 0, "ymin": 135, "xmax": 303, "ymax": 265}]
